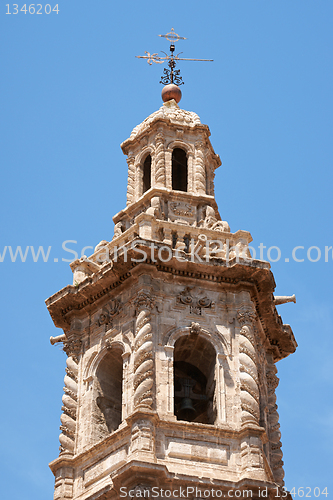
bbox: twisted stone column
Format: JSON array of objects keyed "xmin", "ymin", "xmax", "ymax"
[
  {"xmin": 58, "ymin": 339, "xmax": 81, "ymax": 454},
  {"xmin": 133, "ymin": 292, "xmax": 155, "ymax": 409},
  {"xmin": 237, "ymin": 308, "xmax": 260, "ymax": 425},
  {"xmin": 126, "ymin": 154, "xmax": 136, "ymax": 206},
  {"xmin": 59, "ymin": 355, "xmax": 78, "ymax": 454},
  {"xmin": 267, "ymin": 360, "xmax": 284, "ymax": 485},
  {"xmin": 194, "ymin": 141, "xmax": 206, "ymax": 194},
  {"xmin": 155, "ymin": 134, "xmax": 166, "ymax": 187}
]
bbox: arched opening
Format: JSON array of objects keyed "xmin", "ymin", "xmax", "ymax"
[
  {"xmin": 95, "ymin": 347, "xmax": 123, "ymax": 438},
  {"xmin": 172, "ymin": 148, "xmax": 187, "ymax": 192},
  {"xmin": 142, "ymin": 154, "xmax": 151, "ymax": 194},
  {"xmin": 174, "ymin": 334, "xmax": 216, "ymax": 424}
]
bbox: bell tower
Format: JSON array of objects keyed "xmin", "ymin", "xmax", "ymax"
[{"xmin": 47, "ymin": 39, "xmax": 297, "ymax": 500}]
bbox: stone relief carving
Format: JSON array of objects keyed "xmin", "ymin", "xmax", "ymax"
[
  {"xmin": 113, "ymin": 221, "xmax": 126, "ymax": 240},
  {"xmin": 237, "ymin": 307, "xmax": 260, "ymax": 425},
  {"xmin": 97, "ymin": 299, "xmax": 121, "ymax": 327},
  {"xmin": 168, "ymin": 201, "xmax": 196, "ymax": 226},
  {"xmin": 133, "ymin": 292, "xmax": 155, "ymax": 409},
  {"xmin": 134, "ymin": 291, "xmax": 155, "ymax": 312},
  {"xmin": 170, "ymin": 202, "xmax": 195, "ymax": 218},
  {"xmin": 237, "ymin": 307, "xmax": 257, "ymax": 327},
  {"xmin": 146, "ymin": 196, "xmax": 162, "ymax": 218},
  {"xmin": 200, "ymin": 206, "xmax": 230, "ymax": 232},
  {"xmin": 177, "ymin": 287, "xmax": 214, "ymax": 315},
  {"xmin": 190, "ymin": 322, "xmax": 202, "ymax": 335},
  {"xmin": 63, "ymin": 338, "xmax": 82, "ymax": 362}
]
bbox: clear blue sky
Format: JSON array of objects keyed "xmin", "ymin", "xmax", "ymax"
[{"xmin": 1, "ymin": 1, "xmax": 332, "ymax": 498}]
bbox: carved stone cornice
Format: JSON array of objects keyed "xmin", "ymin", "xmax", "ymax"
[{"xmin": 46, "ymin": 243, "xmax": 296, "ymax": 361}]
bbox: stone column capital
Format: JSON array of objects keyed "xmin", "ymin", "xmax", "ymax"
[
  {"xmin": 134, "ymin": 291, "xmax": 155, "ymax": 312},
  {"xmin": 237, "ymin": 307, "xmax": 257, "ymax": 326}
]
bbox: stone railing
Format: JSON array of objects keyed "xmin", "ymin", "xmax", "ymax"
[{"xmin": 88, "ymin": 213, "xmax": 252, "ymax": 266}]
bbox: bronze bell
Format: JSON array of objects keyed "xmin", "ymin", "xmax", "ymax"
[{"xmin": 178, "ymin": 397, "xmax": 196, "ymax": 421}]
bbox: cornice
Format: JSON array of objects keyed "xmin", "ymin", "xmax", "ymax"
[{"xmin": 46, "ymin": 244, "xmax": 296, "ymax": 361}]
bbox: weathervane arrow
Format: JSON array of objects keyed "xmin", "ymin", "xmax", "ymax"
[{"xmin": 136, "ymin": 28, "xmax": 213, "ymax": 85}]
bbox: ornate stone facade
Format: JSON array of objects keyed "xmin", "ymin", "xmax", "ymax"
[{"xmin": 47, "ymin": 97, "xmax": 296, "ymax": 499}]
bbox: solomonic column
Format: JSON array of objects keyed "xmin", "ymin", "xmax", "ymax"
[
  {"xmin": 194, "ymin": 141, "xmax": 206, "ymax": 194},
  {"xmin": 133, "ymin": 291, "xmax": 155, "ymax": 409},
  {"xmin": 155, "ymin": 133, "xmax": 166, "ymax": 187},
  {"xmin": 266, "ymin": 357, "xmax": 285, "ymax": 485},
  {"xmin": 237, "ymin": 308, "xmax": 260, "ymax": 426},
  {"xmin": 126, "ymin": 153, "xmax": 136, "ymax": 206},
  {"xmin": 59, "ymin": 338, "xmax": 81, "ymax": 455}
]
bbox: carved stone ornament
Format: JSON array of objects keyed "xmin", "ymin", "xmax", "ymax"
[
  {"xmin": 105, "ymin": 338, "xmax": 114, "ymax": 350},
  {"xmin": 178, "ymin": 286, "xmax": 193, "ymax": 305},
  {"xmin": 97, "ymin": 299, "xmax": 121, "ymax": 326},
  {"xmin": 129, "ymin": 100, "xmax": 201, "ymax": 140},
  {"xmin": 113, "ymin": 221, "xmax": 126, "ymax": 239},
  {"xmin": 98, "ymin": 312, "xmax": 110, "ymax": 327},
  {"xmin": 178, "ymin": 287, "xmax": 214, "ymax": 315},
  {"xmin": 237, "ymin": 307, "xmax": 257, "ymax": 326},
  {"xmin": 200, "ymin": 206, "xmax": 230, "ymax": 232},
  {"xmin": 63, "ymin": 338, "xmax": 82, "ymax": 361},
  {"xmin": 190, "ymin": 322, "xmax": 202, "ymax": 335},
  {"xmin": 170, "ymin": 202, "xmax": 195, "ymax": 217},
  {"xmin": 134, "ymin": 291, "xmax": 155, "ymax": 312}
]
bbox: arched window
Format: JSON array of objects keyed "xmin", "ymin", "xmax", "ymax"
[
  {"xmin": 95, "ymin": 348, "xmax": 123, "ymax": 436},
  {"xmin": 174, "ymin": 335, "xmax": 216, "ymax": 424},
  {"xmin": 172, "ymin": 148, "xmax": 187, "ymax": 192},
  {"xmin": 142, "ymin": 154, "xmax": 151, "ymax": 194}
]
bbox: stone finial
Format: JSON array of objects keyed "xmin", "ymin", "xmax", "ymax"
[{"xmin": 161, "ymin": 84, "xmax": 182, "ymax": 103}]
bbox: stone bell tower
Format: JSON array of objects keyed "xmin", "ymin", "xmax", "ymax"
[{"xmin": 47, "ymin": 83, "xmax": 297, "ymax": 500}]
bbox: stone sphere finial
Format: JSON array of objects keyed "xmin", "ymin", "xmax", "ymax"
[{"xmin": 161, "ymin": 84, "xmax": 182, "ymax": 103}]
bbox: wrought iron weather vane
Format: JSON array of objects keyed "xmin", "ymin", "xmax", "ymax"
[{"xmin": 136, "ymin": 28, "xmax": 213, "ymax": 86}]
